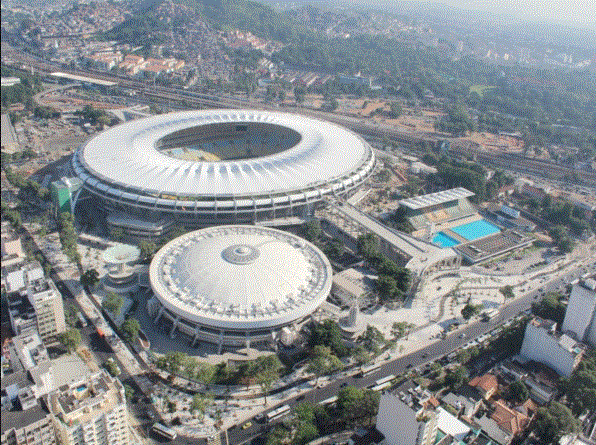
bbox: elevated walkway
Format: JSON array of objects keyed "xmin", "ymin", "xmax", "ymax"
[{"xmin": 325, "ymin": 202, "xmax": 460, "ymax": 276}]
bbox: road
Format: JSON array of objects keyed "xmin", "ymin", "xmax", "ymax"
[{"xmin": 226, "ymin": 258, "xmax": 595, "ymax": 445}]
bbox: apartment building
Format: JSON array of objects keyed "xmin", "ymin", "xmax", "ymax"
[{"xmin": 49, "ymin": 370, "xmax": 130, "ymax": 445}]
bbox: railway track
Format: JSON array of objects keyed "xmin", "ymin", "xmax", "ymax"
[{"xmin": 7, "ymin": 50, "xmax": 595, "ymax": 186}]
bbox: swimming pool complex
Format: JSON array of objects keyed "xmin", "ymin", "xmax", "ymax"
[{"xmin": 432, "ymin": 219, "xmax": 501, "ymax": 248}]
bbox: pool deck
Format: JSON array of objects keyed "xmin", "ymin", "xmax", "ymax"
[{"xmin": 441, "ymin": 229, "xmax": 469, "ymax": 244}]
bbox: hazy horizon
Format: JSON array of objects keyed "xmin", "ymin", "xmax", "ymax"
[
  {"xmin": 302, "ymin": 0, "xmax": 596, "ymax": 32},
  {"xmin": 435, "ymin": 0, "xmax": 596, "ymax": 31}
]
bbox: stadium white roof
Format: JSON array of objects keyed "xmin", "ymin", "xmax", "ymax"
[
  {"xmin": 77, "ymin": 109, "xmax": 372, "ymax": 197},
  {"xmin": 149, "ymin": 225, "xmax": 332, "ymax": 330},
  {"xmin": 399, "ymin": 187, "xmax": 475, "ymax": 210}
]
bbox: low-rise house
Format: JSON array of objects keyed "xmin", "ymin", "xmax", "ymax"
[
  {"xmin": 441, "ymin": 387, "xmax": 483, "ymax": 420},
  {"xmin": 468, "ymin": 373, "xmax": 499, "ymax": 400},
  {"xmin": 490, "ymin": 399, "xmax": 534, "ymax": 438},
  {"xmin": 524, "ymin": 376, "xmax": 557, "ymax": 404}
]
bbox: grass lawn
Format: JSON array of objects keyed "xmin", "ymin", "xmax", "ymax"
[{"xmin": 470, "ymin": 85, "xmax": 496, "ymax": 97}]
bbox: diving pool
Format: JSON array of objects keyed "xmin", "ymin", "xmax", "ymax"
[
  {"xmin": 432, "ymin": 232, "xmax": 460, "ymax": 248},
  {"xmin": 451, "ymin": 219, "xmax": 500, "ymax": 241}
]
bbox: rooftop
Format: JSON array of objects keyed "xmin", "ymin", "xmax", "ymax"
[
  {"xmin": 53, "ymin": 371, "xmax": 124, "ymax": 424},
  {"xmin": 332, "ymin": 267, "xmax": 377, "ymax": 298},
  {"xmin": 329, "ymin": 203, "xmax": 458, "ymax": 275},
  {"xmin": 150, "ymin": 225, "xmax": 333, "ymax": 330},
  {"xmin": 1, "ymin": 399, "xmax": 50, "ymax": 433},
  {"xmin": 469, "ymin": 373, "xmax": 499, "ymax": 394},
  {"xmin": 50, "ymin": 71, "xmax": 116, "ymax": 87},
  {"xmin": 75, "ymin": 109, "xmax": 373, "ymax": 197},
  {"xmin": 490, "ymin": 399, "xmax": 532, "ymax": 436},
  {"xmin": 102, "ymin": 243, "xmax": 141, "ymax": 264},
  {"xmin": 398, "ymin": 187, "xmax": 475, "ymax": 210}
]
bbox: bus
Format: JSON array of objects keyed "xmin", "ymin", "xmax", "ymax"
[
  {"xmin": 77, "ymin": 312, "xmax": 88, "ymax": 327},
  {"xmin": 482, "ymin": 309, "xmax": 499, "ymax": 321},
  {"xmin": 151, "ymin": 422, "xmax": 177, "ymax": 440},
  {"xmin": 319, "ymin": 395, "xmax": 338, "ymax": 407},
  {"xmin": 369, "ymin": 381, "xmax": 392, "ymax": 392},
  {"xmin": 266, "ymin": 404, "xmax": 291, "ymax": 423},
  {"xmin": 358, "ymin": 362, "xmax": 382, "ymax": 377},
  {"xmin": 373, "ymin": 375, "xmax": 396, "ymax": 387}
]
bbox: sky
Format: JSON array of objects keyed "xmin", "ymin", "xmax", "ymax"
[{"xmin": 420, "ymin": 0, "xmax": 596, "ymax": 31}]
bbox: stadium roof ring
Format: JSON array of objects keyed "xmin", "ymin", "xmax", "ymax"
[
  {"xmin": 148, "ymin": 225, "xmax": 333, "ymax": 344},
  {"xmin": 72, "ymin": 109, "xmax": 375, "ymax": 226}
]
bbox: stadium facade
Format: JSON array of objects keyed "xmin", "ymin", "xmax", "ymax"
[
  {"xmin": 72, "ymin": 109, "xmax": 375, "ymax": 237},
  {"xmin": 147, "ymin": 225, "xmax": 333, "ymax": 350}
]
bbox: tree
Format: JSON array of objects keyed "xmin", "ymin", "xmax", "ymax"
[
  {"xmin": 59, "ymin": 328, "xmax": 81, "ymax": 353},
  {"xmin": 110, "ymin": 227, "xmax": 124, "ymax": 241},
  {"xmin": 294, "ymin": 86, "xmax": 305, "ymax": 104},
  {"xmin": 457, "ymin": 349, "xmax": 472, "ymax": 364},
  {"xmin": 507, "ymin": 380, "xmax": 529, "ymax": 404},
  {"xmin": 336, "ymin": 386, "xmax": 380, "ymax": 426},
  {"xmin": 104, "ymin": 359, "xmax": 120, "ymax": 376},
  {"xmin": 190, "ymin": 393, "xmax": 212, "ymax": 420},
  {"xmin": 461, "ymin": 302, "xmax": 482, "ymax": 320},
  {"xmin": 308, "ymin": 319, "xmax": 347, "ymax": 357},
  {"xmin": 138, "ymin": 240, "xmax": 157, "ymax": 262},
  {"xmin": 266, "ymin": 425, "xmax": 290, "ymax": 445},
  {"xmin": 121, "ymin": 318, "xmax": 140, "ymax": 342},
  {"xmin": 392, "ymin": 321, "xmax": 414, "ymax": 339},
  {"xmin": 351, "ymin": 346, "xmax": 371, "ymax": 369},
  {"xmin": 195, "ymin": 363, "xmax": 217, "ymax": 385},
  {"xmin": 548, "ymin": 225, "xmax": 575, "ymax": 253},
  {"xmin": 102, "ymin": 292, "xmax": 124, "ymax": 316},
  {"xmin": 307, "ymin": 345, "xmax": 343, "ymax": 385},
  {"xmin": 389, "ymin": 101, "xmax": 402, "ymax": 118},
  {"xmin": 532, "ymin": 402, "xmax": 580, "ymax": 444},
  {"xmin": 80, "ymin": 269, "xmax": 99, "ymax": 289},
  {"xmin": 64, "ymin": 303, "xmax": 78, "ymax": 327},
  {"xmin": 123, "ymin": 384, "xmax": 135, "ymax": 400},
  {"xmin": 360, "ymin": 326, "xmax": 386, "ymax": 355},
  {"xmin": 59, "ymin": 212, "xmax": 80, "ymax": 268},
  {"xmin": 301, "ymin": 220, "xmax": 322, "ymax": 242},
  {"xmin": 444, "ymin": 365, "xmax": 468, "ymax": 389},
  {"xmin": 532, "ymin": 292, "xmax": 567, "ymax": 325},
  {"xmin": 560, "ymin": 351, "xmax": 596, "ymax": 416},
  {"xmin": 377, "ymin": 274, "xmax": 400, "ymax": 302},
  {"xmin": 256, "ymin": 368, "xmax": 277, "ymax": 406},
  {"xmin": 499, "ymin": 285, "xmax": 515, "ymax": 300}
]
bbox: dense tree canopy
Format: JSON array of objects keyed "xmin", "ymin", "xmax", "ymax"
[
  {"xmin": 532, "ymin": 402, "xmax": 580, "ymax": 445},
  {"xmin": 560, "ymin": 350, "xmax": 596, "ymax": 416}
]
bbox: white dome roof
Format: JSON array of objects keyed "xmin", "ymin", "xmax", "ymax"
[{"xmin": 149, "ymin": 225, "xmax": 332, "ymax": 330}]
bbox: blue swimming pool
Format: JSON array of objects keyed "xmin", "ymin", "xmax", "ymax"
[
  {"xmin": 432, "ymin": 232, "xmax": 460, "ymax": 248},
  {"xmin": 451, "ymin": 219, "xmax": 500, "ymax": 241}
]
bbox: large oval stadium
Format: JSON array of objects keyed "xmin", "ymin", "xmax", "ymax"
[
  {"xmin": 147, "ymin": 225, "xmax": 333, "ymax": 349},
  {"xmin": 72, "ymin": 109, "xmax": 375, "ymax": 235}
]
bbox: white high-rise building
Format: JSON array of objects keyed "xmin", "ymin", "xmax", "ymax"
[
  {"xmin": 563, "ymin": 277, "xmax": 596, "ymax": 347},
  {"xmin": 376, "ymin": 388, "xmax": 438, "ymax": 445},
  {"xmin": 520, "ymin": 317, "xmax": 586, "ymax": 377},
  {"xmin": 26, "ymin": 279, "xmax": 66, "ymax": 344},
  {"xmin": 3, "ymin": 262, "xmax": 66, "ymax": 344},
  {"xmin": 48, "ymin": 370, "xmax": 130, "ymax": 445}
]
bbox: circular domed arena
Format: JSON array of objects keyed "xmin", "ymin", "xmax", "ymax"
[
  {"xmin": 147, "ymin": 225, "xmax": 332, "ymax": 350},
  {"xmin": 72, "ymin": 109, "xmax": 375, "ymax": 236}
]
